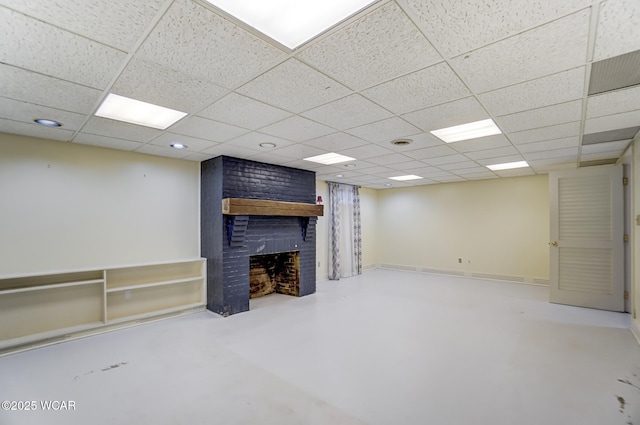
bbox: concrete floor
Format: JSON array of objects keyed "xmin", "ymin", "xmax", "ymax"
[{"xmin": 1, "ymin": 269, "xmax": 639, "ymax": 425}]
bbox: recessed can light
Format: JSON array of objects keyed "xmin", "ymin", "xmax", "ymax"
[
  {"xmin": 336, "ymin": 174, "xmax": 344, "ymax": 178},
  {"xmin": 259, "ymin": 142, "xmax": 276, "ymax": 148},
  {"xmin": 344, "ymin": 163, "xmax": 356, "ymax": 168},
  {"xmin": 171, "ymin": 143, "xmax": 187, "ymax": 149},
  {"xmin": 384, "ymin": 183, "xmax": 393, "ymax": 187},
  {"xmin": 34, "ymin": 119, "xmax": 62, "ymax": 127}
]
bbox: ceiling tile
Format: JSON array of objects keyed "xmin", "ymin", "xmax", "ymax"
[
  {"xmin": 346, "ymin": 117, "xmax": 421, "ymax": 144},
  {"xmin": 340, "ymin": 144, "xmax": 398, "ymax": 160},
  {"xmin": 0, "ymin": 8, "xmax": 126, "ymax": 89},
  {"xmin": 170, "ymin": 116, "xmax": 248, "ymax": 142},
  {"xmin": 260, "ymin": 116, "xmax": 335, "ymax": 142},
  {"xmin": 202, "ymin": 143, "xmax": 263, "ymax": 158},
  {"xmin": 225, "ymin": 132, "xmax": 294, "ymax": 151},
  {"xmin": 584, "ymin": 110, "xmax": 640, "ymax": 134},
  {"xmin": 465, "ymin": 146, "xmax": 520, "ymax": 160},
  {"xmin": 73, "ymin": 133, "xmax": 143, "ymax": 151},
  {"xmin": 457, "ymin": 171, "xmax": 498, "ymax": 180},
  {"xmin": 245, "ymin": 151, "xmax": 302, "ymax": 166},
  {"xmin": 446, "ymin": 164, "xmax": 490, "ymax": 174},
  {"xmin": 517, "ymin": 137, "xmax": 579, "ymax": 153},
  {"xmin": 431, "ymin": 174, "xmax": 467, "ymax": 183},
  {"xmin": 303, "ymin": 132, "xmax": 368, "ymax": 151},
  {"xmin": 297, "ymin": 1, "xmax": 441, "ymax": 91},
  {"xmin": 493, "ymin": 168, "xmax": 536, "ymax": 178},
  {"xmin": 0, "ymin": 97, "xmax": 87, "ymax": 130},
  {"xmin": 81, "ymin": 116, "xmax": 162, "ymax": 143},
  {"xmin": 389, "ymin": 160, "xmax": 429, "ymax": 170},
  {"xmin": 449, "ymin": 134, "xmax": 512, "ymax": 153},
  {"xmin": 361, "ymin": 63, "xmax": 470, "ymax": 115},
  {"xmin": 497, "ymin": 100, "xmax": 583, "ymax": 133},
  {"xmin": 522, "ymin": 147, "xmax": 579, "ymax": 160},
  {"xmin": 236, "ymin": 59, "xmax": 351, "ymax": 113},
  {"xmin": 199, "ymin": 93, "xmax": 291, "ymax": 130},
  {"xmin": 136, "ymin": 0, "xmax": 287, "ymax": 89},
  {"xmin": 528, "ymin": 160, "xmax": 577, "ymax": 172},
  {"xmin": 112, "ymin": 58, "xmax": 228, "ymax": 114},
  {"xmin": 301, "ymin": 94, "xmax": 392, "ymax": 130},
  {"xmin": 402, "ymin": 96, "xmax": 489, "ymax": 132},
  {"xmin": 267, "ymin": 143, "xmax": 328, "ymax": 160},
  {"xmin": 408, "ymin": 145, "xmax": 459, "ymax": 160},
  {"xmin": 479, "ymin": 67, "xmax": 585, "ymax": 116},
  {"xmin": 586, "ymin": 85, "xmax": 640, "ymax": 119},
  {"xmin": 594, "ymin": 0, "xmax": 640, "ymax": 60},
  {"xmin": 0, "ymin": 0, "xmax": 167, "ymax": 51},
  {"xmin": 452, "ymin": 10, "xmax": 590, "ymax": 92},
  {"xmin": 0, "ymin": 64, "xmax": 102, "ymax": 114},
  {"xmin": 149, "ymin": 133, "xmax": 219, "ymax": 152},
  {"xmin": 510, "ymin": 121, "xmax": 581, "ymax": 144},
  {"xmin": 366, "ymin": 153, "xmax": 414, "ymax": 166},
  {"xmin": 135, "ymin": 144, "xmax": 190, "ymax": 159},
  {"xmin": 403, "ymin": 0, "xmax": 592, "ymax": 57},
  {"xmin": 476, "ymin": 155, "xmax": 525, "ymax": 166},
  {"xmin": 0, "ymin": 118, "xmax": 74, "ymax": 141},
  {"xmin": 425, "ymin": 154, "xmax": 470, "ymax": 166}
]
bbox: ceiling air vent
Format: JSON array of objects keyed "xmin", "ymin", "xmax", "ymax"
[
  {"xmin": 581, "ymin": 126, "xmax": 640, "ymax": 145},
  {"xmin": 588, "ymin": 49, "xmax": 640, "ymax": 95},
  {"xmin": 391, "ymin": 138, "xmax": 413, "ymax": 146}
]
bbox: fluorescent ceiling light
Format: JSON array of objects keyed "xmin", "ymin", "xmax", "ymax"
[
  {"xmin": 486, "ymin": 161, "xmax": 529, "ymax": 171},
  {"xmin": 304, "ymin": 152, "xmax": 356, "ymax": 165},
  {"xmin": 95, "ymin": 93, "xmax": 187, "ymax": 130},
  {"xmin": 389, "ymin": 175, "xmax": 423, "ymax": 181},
  {"xmin": 204, "ymin": 0, "xmax": 377, "ymax": 49},
  {"xmin": 430, "ymin": 118, "xmax": 502, "ymax": 143}
]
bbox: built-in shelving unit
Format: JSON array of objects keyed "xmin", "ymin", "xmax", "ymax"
[{"xmin": 0, "ymin": 259, "xmax": 206, "ymax": 355}]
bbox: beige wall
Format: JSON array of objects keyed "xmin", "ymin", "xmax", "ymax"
[
  {"xmin": 0, "ymin": 133, "xmax": 200, "ymax": 276},
  {"xmin": 375, "ymin": 175, "xmax": 550, "ymax": 281},
  {"xmin": 632, "ymin": 137, "xmax": 640, "ymax": 341}
]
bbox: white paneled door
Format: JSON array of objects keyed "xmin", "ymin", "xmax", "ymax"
[{"xmin": 549, "ymin": 165, "xmax": 624, "ymax": 311}]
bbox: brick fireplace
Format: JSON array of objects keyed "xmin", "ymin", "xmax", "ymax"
[{"xmin": 201, "ymin": 156, "xmax": 319, "ymax": 316}]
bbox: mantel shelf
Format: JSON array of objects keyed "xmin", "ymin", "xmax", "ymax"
[{"xmin": 222, "ymin": 198, "xmax": 324, "ymax": 217}]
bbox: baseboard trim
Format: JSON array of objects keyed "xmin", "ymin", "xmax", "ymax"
[
  {"xmin": 631, "ymin": 320, "xmax": 640, "ymax": 347},
  {"xmin": 376, "ymin": 264, "xmax": 548, "ymax": 286}
]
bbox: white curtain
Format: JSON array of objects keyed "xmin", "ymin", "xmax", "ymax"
[{"xmin": 328, "ymin": 182, "xmax": 362, "ymax": 280}]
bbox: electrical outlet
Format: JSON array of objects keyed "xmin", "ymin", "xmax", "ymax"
[
  {"xmin": 458, "ymin": 258, "xmax": 462, "ymax": 263},
  {"xmin": 317, "ymin": 261, "xmax": 321, "ymax": 268}
]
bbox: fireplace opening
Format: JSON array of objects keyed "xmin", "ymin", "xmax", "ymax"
[{"xmin": 250, "ymin": 251, "xmax": 300, "ymax": 298}]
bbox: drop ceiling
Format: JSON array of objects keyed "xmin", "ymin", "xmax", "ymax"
[{"xmin": 1, "ymin": 0, "xmax": 640, "ymax": 189}]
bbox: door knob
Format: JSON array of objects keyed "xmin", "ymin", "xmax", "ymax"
[{"xmin": 549, "ymin": 241, "xmax": 558, "ymax": 247}]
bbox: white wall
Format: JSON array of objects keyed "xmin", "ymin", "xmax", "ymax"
[
  {"xmin": 0, "ymin": 133, "xmax": 200, "ymax": 276},
  {"xmin": 376, "ymin": 175, "xmax": 550, "ymax": 281}
]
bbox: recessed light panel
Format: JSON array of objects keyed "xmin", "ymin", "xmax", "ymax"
[
  {"xmin": 204, "ymin": 0, "xmax": 377, "ymax": 49},
  {"xmin": 95, "ymin": 93, "xmax": 187, "ymax": 130},
  {"xmin": 486, "ymin": 161, "xmax": 529, "ymax": 171},
  {"xmin": 304, "ymin": 152, "xmax": 356, "ymax": 165},
  {"xmin": 430, "ymin": 118, "xmax": 502, "ymax": 143},
  {"xmin": 389, "ymin": 175, "xmax": 423, "ymax": 181}
]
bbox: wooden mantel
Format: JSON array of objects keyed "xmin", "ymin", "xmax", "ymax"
[{"xmin": 222, "ymin": 198, "xmax": 324, "ymax": 217}]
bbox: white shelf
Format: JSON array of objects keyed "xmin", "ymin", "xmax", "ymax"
[
  {"xmin": 0, "ymin": 321, "xmax": 105, "ymax": 352},
  {"xmin": 0, "ymin": 279, "xmax": 104, "ymax": 295},
  {"xmin": 0, "ymin": 259, "xmax": 206, "ymax": 355},
  {"xmin": 105, "ymin": 276, "xmax": 202, "ymax": 293}
]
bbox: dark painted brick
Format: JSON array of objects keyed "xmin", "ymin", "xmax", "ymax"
[{"xmin": 202, "ymin": 156, "xmax": 317, "ymax": 316}]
